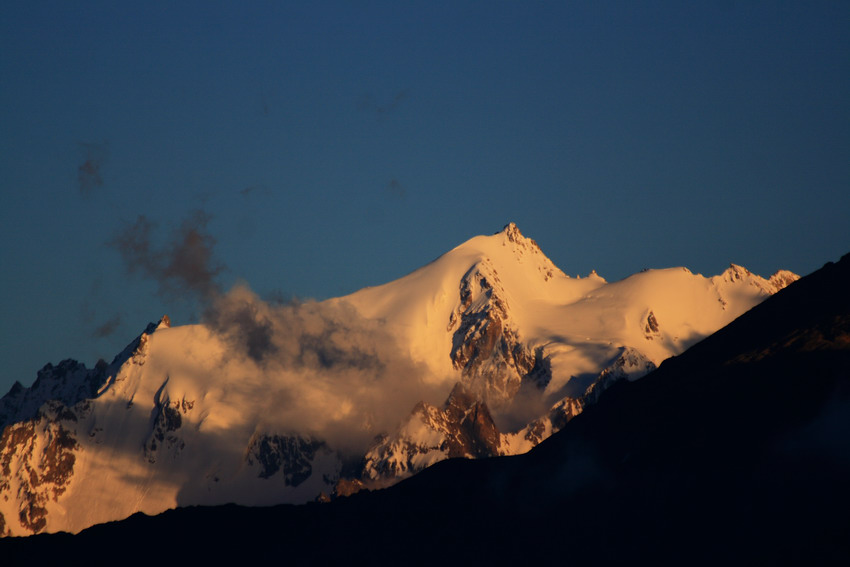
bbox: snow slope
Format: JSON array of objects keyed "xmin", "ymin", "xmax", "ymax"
[{"xmin": 344, "ymin": 223, "xmax": 794, "ymax": 419}]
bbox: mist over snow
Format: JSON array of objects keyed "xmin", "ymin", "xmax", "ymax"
[{"xmin": 201, "ymin": 283, "xmax": 446, "ymax": 454}]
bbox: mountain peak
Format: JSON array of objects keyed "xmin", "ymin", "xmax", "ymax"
[
  {"xmin": 725, "ymin": 263, "xmax": 751, "ymax": 278},
  {"xmin": 498, "ymin": 222, "xmax": 524, "ymax": 243},
  {"xmin": 496, "ymin": 222, "xmax": 547, "ymax": 258}
]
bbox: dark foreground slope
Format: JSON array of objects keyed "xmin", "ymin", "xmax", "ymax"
[{"xmin": 4, "ymin": 254, "xmax": 850, "ymax": 564}]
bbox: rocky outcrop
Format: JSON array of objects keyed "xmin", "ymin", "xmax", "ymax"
[
  {"xmin": 360, "ymin": 383, "xmax": 501, "ymax": 483},
  {"xmin": 357, "ymin": 348, "xmax": 654, "ymax": 485},
  {"xmin": 449, "ymin": 261, "xmax": 550, "ymax": 404},
  {"xmin": 0, "ymin": 360, "xmax": 108, "ymax": 428},
  {"xmin": 128, "ymin": 316, "xmax": 170, "ymax": 366},
  {"xmin": 717, "ymin": 264, "xmax": 800, "ymax": 294},
  {"xmin": 143, "ymin": 382, "xmax": 190, "ymax": 463},
  {"xmin": 500, "ymin": 222, "xmax": 565, "ymax": 282},
  {"xmin": 245, "ymin": 434, "xmax": 327, "ymax": 487},
  {"xmin": 438, "ymin": 383, "xmax": 501, "ymax": 458},
  {"xmin": 0, "ymin": 403, "xmax": 80, "ymax": 534},
  {"xmin": 644, "ymin": 311, "xmax": 661, "ymax": 340}
]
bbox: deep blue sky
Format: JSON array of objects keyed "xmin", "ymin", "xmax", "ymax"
[{"xmin": 2, "ymin": 1, "xmax": 848, "ymax": 393}]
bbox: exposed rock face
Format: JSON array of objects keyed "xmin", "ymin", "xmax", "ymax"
[
  {"xmin": 361, "ymin": 383, "xmax": 501, "ymax": 483},
  {"xmin": 449, "ymin": 261, "xmax": 550, "ymax": 404},
  {"xmin": 246, "ymin": 434, "xmax": 327, "ymax": 487},
  {"xmin": 501, "ymin": 222, "xmax": 565, "ymax": 282},
  {"xmin": 144, "ymin": 384, "xmax": 190, "ymax": 463},
  {"xmin": 439, "ymin": 383, "xmax": 501, "ymax": 458},
  {"xmin": 333, "ymin": 477, "xmax": 365, "ymax": 498},
  {"xmin": 0, "ymin": 316, "xmax": 170, "ymax": 430},
  {"xmin": 718, "ymin": 264, "xmax": 800, "ymax": 294},
  {"xmin": 0, "ymin": 360, "xmax": 107, "ymax": 428},
  {"xmin": 0, "ymin": 403, "xmax": 80, "ymax": 534},
  {"xmin": 129, "ymin": 317, "xmax": 169, "ymax": 365},
  {"xmin": 0, "ymin": 316, "xmax": 189, "ymax": 536},
  {"xmin": 356, "ymin": 348, "xmax": 655, "ymax": 487},
  {"xmin": 644, "ymin": 311, "xmax": 661, "ymax": 340}
]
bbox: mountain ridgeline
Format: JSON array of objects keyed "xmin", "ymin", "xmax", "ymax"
[
  {"xmin": 0, "ymin": 224, "xmax": 799, "ymax": 537},
  {"xmin": 4, "ymin": 250, "xmax": 848, "ymax": 563}
]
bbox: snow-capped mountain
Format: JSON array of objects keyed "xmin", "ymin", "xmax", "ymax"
[
  {"xmin": 3, "ymin": 250, "xmax": 846, "ymax": 563},
  {"xmin": 0, "ymin": 223, "xmax": 797, "ymax": 536},
  {"xmin": 341, "ymin": 223, "xmax": 798, "ymax": 480}
]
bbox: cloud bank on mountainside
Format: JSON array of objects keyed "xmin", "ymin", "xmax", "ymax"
[{"xmin": 201, "ymin": 284, "xmax": 445, "ymax": 453}]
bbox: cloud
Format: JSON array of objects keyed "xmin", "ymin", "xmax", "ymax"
[
  {"xmin": 204, "ymin": 286, "xmax": 387, "ymax": 370},
  {"xmin": 202, "ymin": 284, "xmax": 444, "ymax": 453},
  {"xmin": 108, "ymin": 210, "xmax": 224, "ymax": 301},
  {"xmin": 204, "ymin": 287, "xmax": 277, "ymax": 362},
  {"xmin": 163, "ymin": 211, "xmax": 222, "ymax": 298},
  {"xmin": 77, "ymin": 142, "xmax": 109, "ymax": 197},
  {"xmin": 91, "ymin": 314, "xmax": 123, "ymax": 338}
]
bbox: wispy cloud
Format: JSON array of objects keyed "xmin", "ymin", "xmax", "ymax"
[
  {"xmin": 91, "ymin": 313, "xmax": 123, "ymax": 338},
  {"xmin": 202, "ymin": 284, "xmax": 444, "ymax": 452},
  {"xmin": 108, "ymin": 210, "xmax": 223, "ymax": 301},
  {"xmin": 77, "ymin": 142, "xmax": 109, "ymax": 197}
]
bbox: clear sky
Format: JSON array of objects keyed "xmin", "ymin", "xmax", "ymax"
[{"xmin": 2, "ymin": 1, "xmax": 849, "ymax": 394}]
